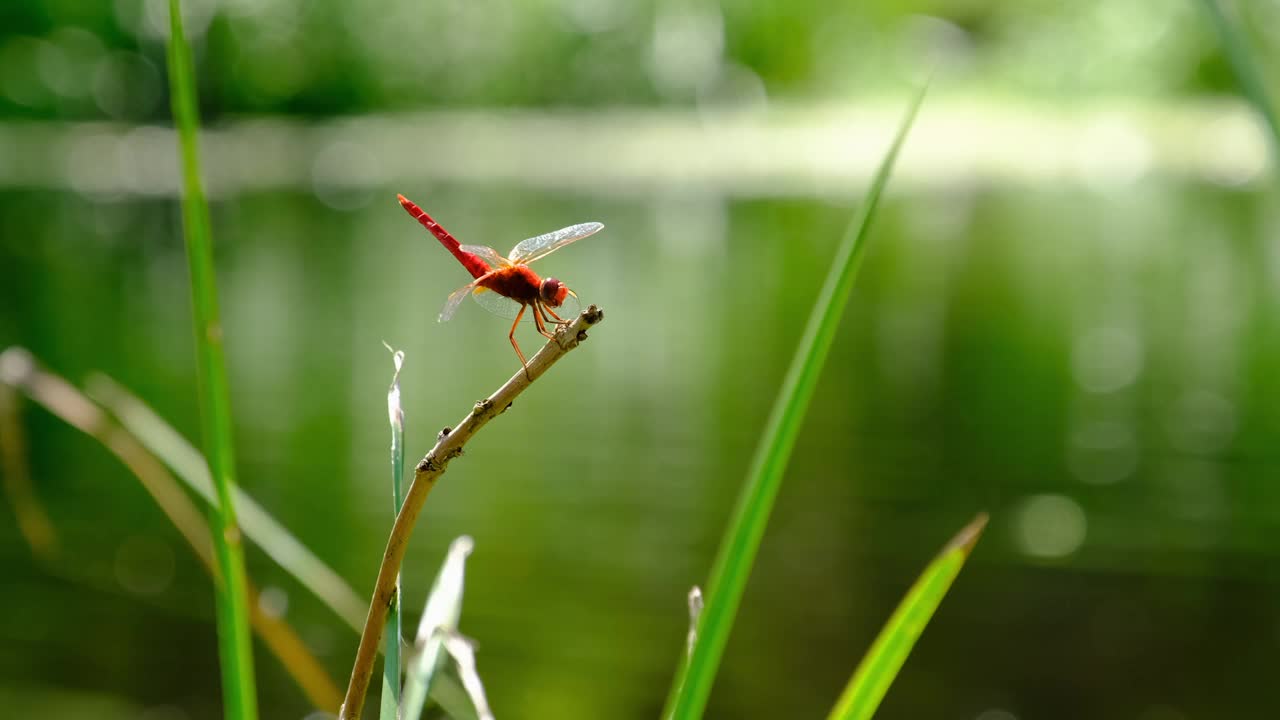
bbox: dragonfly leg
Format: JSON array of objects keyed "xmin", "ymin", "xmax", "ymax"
[
  {"xmin": 509, "ymin": 304, "xmax": 532, "ymax": 379},
  {"xmin": 543, "ymin": 304, "xmax": 570, "ymax": 325},
  {"xmin": 540, "ymin": 301, "xmax": 560, "ymax": 326},
  {"xmin": 532, "ymin": 302, "xmax": 556, "ymax": 340}
]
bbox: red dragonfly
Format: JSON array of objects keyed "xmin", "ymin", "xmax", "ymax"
[{"xmin": 398, "ymin": 194, "xmax": 603, "ymax": 376}]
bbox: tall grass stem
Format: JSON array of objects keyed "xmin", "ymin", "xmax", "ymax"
[
  {"xmin": 661, "ymin": 86, "xmax": 926, "ymax": 719},
  {"xmin": 167, "ymin": 1, "xmax": 258, "ymax": 717}
]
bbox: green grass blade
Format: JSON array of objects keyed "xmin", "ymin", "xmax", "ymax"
[
  {"xmin": 826, "ymin": 514, "xmax": 988, "ymax": 720},
  {"xmin": 167, "ymin": 2, "xmax": 258, "ymax": 718},
  {"xmin": 661, "ymin": 85, "xmax": 926, "ymax": 720},
  {"xmin": 1197, "ymin": 0, "xmax": 1280, "ymax": 168},
  {"xmin": 380, "ymin": 348, "xmax": 407, "ymax": 720},
  {"xmin": 402, "ymin": 635, "xmax": 445, "ymax": 720}
]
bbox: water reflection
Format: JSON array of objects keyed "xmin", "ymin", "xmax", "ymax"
[{"xmin": 3, "ymin": 179, "xmax": 1277, "ymax": 718}]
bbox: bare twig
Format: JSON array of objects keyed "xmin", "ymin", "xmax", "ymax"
[
  {"xmin": 0, "ymin": 347, "xmax": 343, "ymax": 711},
  {"xmin": 339, "ymin": 305, "xmax": 605, "ymax": 720}
]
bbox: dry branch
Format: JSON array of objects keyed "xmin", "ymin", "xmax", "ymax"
[{"xmin": 339, "ymin": 305, "xmax": 604, "ymax": 719}]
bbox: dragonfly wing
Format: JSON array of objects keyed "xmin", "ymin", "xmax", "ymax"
[
  {"xmin": 472, "ymin": 289, "xmax": 579, "ymax": 324},
  {"xmin": 459, "ymin": 244, "xmax": 509, "ymax": 268},
  {"xmin": 507, "ymin": 222, "xmax": 603, "ymax": 265},
  {"xmin": 439, "ymin": 279, "xmax": 482, "ymax": 322},
  {"xmin": 472, "ymin": 286, "xmax": 531, "ymax": 321}
]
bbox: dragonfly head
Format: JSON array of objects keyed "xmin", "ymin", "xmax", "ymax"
[{"xmin": 539, "ymin": 276, "xmax": 571, "ymax": 307}]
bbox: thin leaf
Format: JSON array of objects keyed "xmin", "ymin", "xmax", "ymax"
[
  {"xmin": 380, "ymin": 346, "xmax": 407, "ymax": 720},
  {"xmin": 87, "ymin": 373, "xmax": 466, "ymax": 714},
  {"xmin": 440, "ymin": 633, "xmax": 494, "ymax": 720},
  {"xmin": 427, "ymin": 672, "xmax": 482, "ymax": 720},
  {"xmin": 0, "ymin": 349, "xmax": 341, "ymax": 710},
  {"xmin": 1197, "ymin": 0, "xmax": 1280, "ymax": 169},
  {"xmin": 166, "ymin": 1, "xmax": 257, "ymax": 718},
  {"xmin": 402, "ymin": 536, "xmax": 475, "ymax": 720},
  {"xmin": 661, "ymin": 85, "xmax": 927, "ymax": 720},
  {"xmin": 88, "ymin": 374, "xmax": 367, "ymax": 632},
  {"xmin": 826, "ymin": 514, "xmax": 988, "ymax": 720}
]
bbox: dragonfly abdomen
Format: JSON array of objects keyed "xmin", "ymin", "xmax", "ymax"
[{"xmin": 397, "ymin": 194, "xmax": 491, "ymax": 279}]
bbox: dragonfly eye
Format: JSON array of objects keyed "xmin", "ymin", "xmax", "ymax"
[{"xmin": 539, "ymin": 277, "xmax": 568, "ymax": 306}]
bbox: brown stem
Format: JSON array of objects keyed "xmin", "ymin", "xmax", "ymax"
[
  {"xmin": 338, "ymin": 305, "xmax": 605, "ymax": 720},
  {"xmin": 0, "ymin": 381, "xmax": 58, "ymax": 559}
]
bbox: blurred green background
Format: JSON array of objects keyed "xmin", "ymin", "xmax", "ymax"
[{"xmin": 3, "ymin": 1, "xmax": 1280, "ymax": 718}]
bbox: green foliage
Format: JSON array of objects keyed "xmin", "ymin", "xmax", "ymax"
[
  {"xmin": 661, "ymin": 85, "xmax": 927, "ymax": 719},
  {"xmin": 826, "ymin": 515, "xmax": 988, "ymax": 720},
  {"xmin": 166, "ymin": 1, "xmax": 258, "ymax": 717}
]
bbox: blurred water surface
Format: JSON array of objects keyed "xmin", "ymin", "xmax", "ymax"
[
  {"xmin": 5, "ymin": 174, "xmax": 1280, "ymax": 719},
  {"xmin": 4, "ymin": 0, "xmax": 1280, "ymax": 718}
]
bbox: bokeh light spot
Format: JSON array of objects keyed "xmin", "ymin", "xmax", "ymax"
[
  {"xmin": 258, "ymin": 585, "xmax": 289, "ymax": 619},
  {"xmin": 648, "ymin": 4, "xmax": 724, "ymax": 98},
  {"xmin": 1014, "ymin": 494, "xmax": 1087, "ymax": 558},
  {"xmin": 140, "ymin": 0, "xmax": 219, "ymax": 40},
  {"xmin": 92, "ymin": 51, "xmax": 161, "ymax": 120},
  {"xmin": 1072, "ymin": 325, "xmax": 1143, "ymax": 393},
  {"xmin": 561, "ymin": 0, "xmax": 634, "ymax": 34}
]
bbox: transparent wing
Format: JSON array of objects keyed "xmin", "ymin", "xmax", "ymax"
[
  {"xmin": 507, "ymin": 222, "xmax": 603, "ymax": 265},
  {"xmin": 472, "ymin": 286, "xmax": 527, "ymax": 321},
  {"xmin": 459, "ymin": 244, "xmax": 509, "ymax": 268},
  {"xmin": 471, "ymin": 287, "xmax": 580, "ymax": 323},
  {"xmin": 439, "ymin": 279, "xmax": 482, "ymax": 322}
]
